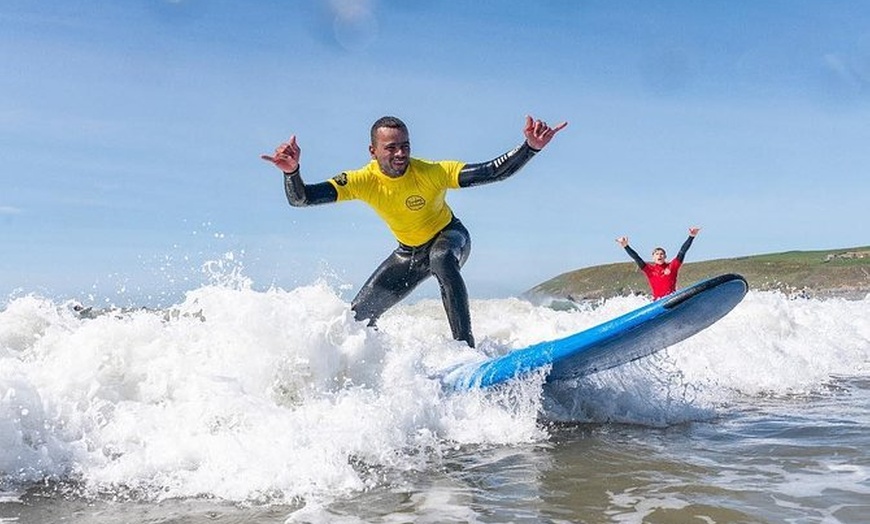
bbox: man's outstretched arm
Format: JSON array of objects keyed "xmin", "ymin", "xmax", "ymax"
[
  {"xmin": 262, "ymin": 135, "xmax": 338, "ymax": 207},
  {"xmin": 283, "ymin": 169, "xmax": 338, "ymax": 207},
  {"xmin": 458, "ymin": 115, "xmax": 567, "ymax": 188},
  {"xmin": 674, "ymin": 227, "xmax": 701, "ymax": 263},
  {"xmin": 458, "ymin": 142, "xmax": 539, "ymax": 187},
  {"xmin": 617, "ymin": 236, "xmax": 646, "ymax": 270}
]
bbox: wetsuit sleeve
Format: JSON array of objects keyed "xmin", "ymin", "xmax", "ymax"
[
  {"xmin": 457, "ymin": 142, "xmax": 539, "ymax": 188},
  {"xmin": 674, "ymin": 235, "xmax": 695, "ymax": 263},
  {"xmin": 284, "ymin": 169, "xmax": 339, "ymax": 207},
  {"xmin": 623, "ymin": 245, "xmax": 646, "ymax": 270}
]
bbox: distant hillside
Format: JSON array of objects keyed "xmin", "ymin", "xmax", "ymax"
[{"xmin": 527, "ymin": 246, "xmax": 870, "ymax": 301}]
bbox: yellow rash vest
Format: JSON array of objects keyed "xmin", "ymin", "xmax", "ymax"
[{"xmin": 327, "ymin": 158, "xmax": 465, "ymax": 247}]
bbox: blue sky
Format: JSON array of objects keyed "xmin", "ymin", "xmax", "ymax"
[{"xmin": 2, "ymin": 0, "xmax": 869, "ymax": 306}]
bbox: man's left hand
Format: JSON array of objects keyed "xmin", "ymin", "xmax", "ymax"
[{"xmin": 524, "ymin": 115, "xmax": 568, "ymax": 150}]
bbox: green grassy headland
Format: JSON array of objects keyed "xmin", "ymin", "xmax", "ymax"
[{"xmin": 527, "ymin": 246, "xmax": 870, "ymax": 301}]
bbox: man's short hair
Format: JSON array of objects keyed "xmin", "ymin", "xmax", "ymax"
[{"xmin": 370, "ymin": 116, "xmax": 408, "ymax": 145}]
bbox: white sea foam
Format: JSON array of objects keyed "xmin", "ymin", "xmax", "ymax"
[{"xmin": 2, "ymin": 272, "xmax": 869, "ymax": 505}]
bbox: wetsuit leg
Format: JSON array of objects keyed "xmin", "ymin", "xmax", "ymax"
[
  {"xmin": 351, "ymin": 245, "xmax": 429, "ymax": 327},
  {"xmin": 428, "ymin": 219, "xmax": 474, "ymax": 347}
]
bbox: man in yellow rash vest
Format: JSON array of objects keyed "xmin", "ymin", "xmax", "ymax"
[{"xmin": 261, "ymin": 115, "xmax": 567, "ymax": 348}]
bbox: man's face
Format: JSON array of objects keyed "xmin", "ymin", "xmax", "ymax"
[
  {"xmin": 370, "ymin": 126, "xmax": 410, "ymax": 177},
  {"xmin": 652, "ymin": 249, "xmax": 667, "ymax": 265}
]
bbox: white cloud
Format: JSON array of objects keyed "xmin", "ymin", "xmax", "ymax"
[
  {"xmin": 325, "ymin": 0, "xmax": 378, "ymax": 52},
  {"xmin": 327, "ymin": 0, "xmax": 374, "ymax": 21}
]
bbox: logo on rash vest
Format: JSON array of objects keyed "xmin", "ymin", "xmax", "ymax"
[
  {"xmin": 405, "ymin": 195, "xmax": 425, "ymax": 211},
  {"xmin": 332, "ymin": 173, "xmax": 348, "ymax": 186}
]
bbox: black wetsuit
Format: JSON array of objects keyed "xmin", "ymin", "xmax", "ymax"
[{"xmin": 283, "ymin": 142, "xmax": 540, "ymax": 347}]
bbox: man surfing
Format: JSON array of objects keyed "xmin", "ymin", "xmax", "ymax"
[{"xmin": 262, "ymin": 115, "xmax": 567, "ymax": 347}]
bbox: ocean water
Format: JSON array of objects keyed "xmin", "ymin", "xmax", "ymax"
[{"xmin": 1, "ymin": 270, "xmax": 869, "ymax": 523}]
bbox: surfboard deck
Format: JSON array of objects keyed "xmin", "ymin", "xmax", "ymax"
[{"xmin": 441, "ymin": 273, "xmax": 748, "ymax": 391}]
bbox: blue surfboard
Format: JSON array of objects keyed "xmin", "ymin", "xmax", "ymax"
[{"xmin": 442, "ymin": 273, "xmax": 748, "ymax": 391}]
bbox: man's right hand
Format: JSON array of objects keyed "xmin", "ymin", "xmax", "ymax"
[
  {"xmin": 261, "ymin": 135, "xmax": 301, "ymax": 173},
  {"xmin": 616, "ymin": 236, "xmax": 629, "ymax": 248}
]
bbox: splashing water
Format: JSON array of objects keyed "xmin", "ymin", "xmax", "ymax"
[{"xmin": 2, "ymin": 264, "xmax": 869, "ymax": 508}]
